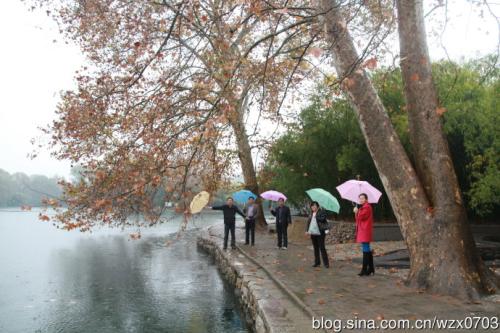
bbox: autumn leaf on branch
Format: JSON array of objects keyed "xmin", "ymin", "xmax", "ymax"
[
  {"xmin": 363, "ymin": 57, "xmax": 378, "ymax": 70},
  {"xmin": 28, "ymin": 0, "xmax": 322, "ymax": 230},
  {"xmin": 309, "ymin": 47, "xmax": 323, "ymax": 58}
]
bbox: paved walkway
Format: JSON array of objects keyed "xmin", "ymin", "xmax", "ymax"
[
  {"xmin": 207, "ymin": 222, "xmax": 499, "ymax": 332},
  {"xmin": 202, "ymin": 225, "xmax": 318, "ymax": 333}
]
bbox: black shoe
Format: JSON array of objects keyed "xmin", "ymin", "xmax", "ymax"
[
  {"xmin": 358, "ymin": 252, "xmax": 369, "ymax": 276},
  {"xmin": 244, "ymin": 242, "xmax": 249, "ymax": 245},
  {"xmin": 223, "ymin": 247, "xmax": 227, "ymax": 250},
  {"xmin": 312, "ymin": 263, "xmax": 320, "ymax": 267},
  {"xmin": 231, "ymin": 245, "xmax": 236, "ymax": 250},
  {"xmin": 367, "ymin": 251, "xmax": 375, "ymax": 275},
  {"xmin": 324, "ymin": 264, "xmax": 330, "ymax": 268},
  {"xmin": 251, "ymin": 244, "xmax": 255, "ymax": 246}
]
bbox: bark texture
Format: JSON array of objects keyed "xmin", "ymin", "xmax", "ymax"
[
  {"xmin": 396, "ymin": 0, "xmax": 498, "ymax": 298},
  {"xmin": 319, "ymin": 0, "xmax": 498, "ymax": 299},
  {"xmin": 227, "ymin": 99, "xmax": 267, "ymax": 227}
]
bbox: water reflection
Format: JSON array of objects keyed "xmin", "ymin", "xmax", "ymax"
[{"xmin": 0, "ymin": 210, "xmax": 249, "ymax": 333}]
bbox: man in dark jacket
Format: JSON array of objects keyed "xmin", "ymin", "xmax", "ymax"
[
  {"xmin": 243, "ymin": 196, "xmax": 260, "ymax": 246},
  {"xmin": 270, "ymin": 198, "xmax": 292, "ymax": 249},
  {"xmin": 212, "ymin": 197, "xmax": 245, "ymax": 250}
]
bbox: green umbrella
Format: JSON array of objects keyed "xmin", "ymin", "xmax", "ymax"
[{"xmin": 306, "ymin": 188, "xmax": 340, "ymax": 213}]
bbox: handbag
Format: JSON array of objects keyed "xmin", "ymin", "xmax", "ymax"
[{"xmin": 316, "ymin": 211, "xmax": 331, "ymax": 231}]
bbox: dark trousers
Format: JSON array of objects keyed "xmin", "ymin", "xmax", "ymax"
[
  {"xmin": 276, "ymin": 222, "xmax": 288, "ymax": 247},
  {"xmin": 245, "ymin": 218, "xmax": 255, "ymax": 245},
  {"xmin": 224, "ymin": 222, "xmax": 236, "ymax": 249},
  {"xmin": 311, "ymin": 234, "xmax": 329, "ymax": 265}
]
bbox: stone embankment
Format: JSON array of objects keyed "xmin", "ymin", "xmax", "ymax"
[{"xmin": 197, "ymin": 225, "xmax": 319, "ymax": 333}]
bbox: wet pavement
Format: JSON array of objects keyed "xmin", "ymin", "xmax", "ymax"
[{"xmin": 207, "ymin": 222, "xmax": 500, "ymax": 332}]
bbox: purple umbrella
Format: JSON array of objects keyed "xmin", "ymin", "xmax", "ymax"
[
  {"xmin": 260, "ymin": 190, "xmax": 287, "ymax": 202},
  {"xmin": 336, "ymin": 180, "xmax": 382, "ymax": 204}
]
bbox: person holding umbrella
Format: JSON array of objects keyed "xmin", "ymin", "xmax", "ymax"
[
  {"xmin": 211, "ymin": 197, "xmax": 246, "ymax": 250},
  {"xmin": 336, "ymin": 179, "xmax": 380, "ymax": 276},
  {"xmin": 305, "ymin": 201, "xmax": 330, "ymax": 268},
  {"xmin": 354, "ymin": 193, "xmax": 375, "ymax": 276},
  {"xmin": 243, "ymin": 196, "xmax": 260, "ymax": 246},
  {"xmin": 270, "ymin": 198, "xmax": 292, "ymax": 249}
]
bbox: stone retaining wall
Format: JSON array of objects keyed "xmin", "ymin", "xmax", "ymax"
[
  {"xmin": 288, "ymin": 217, "xmax": 356, "ymax": 244},
  {"xmin": 197, "ymin": 234, "xmax": 269, "ymax": 333},
  {"xmin": 287, "ymin": 217, "xmax": 404, "ymax": 244},
  {"xmin": 326, "ymin": 221, "xmax": 356, "ymax": 244}
]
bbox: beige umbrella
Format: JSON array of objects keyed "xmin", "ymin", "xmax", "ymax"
[{"xmin": 190, "ymin": 191, "xmax": 210, "ymax": 214}]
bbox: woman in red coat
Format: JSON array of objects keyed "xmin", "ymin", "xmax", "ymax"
[{"xmin": 354, "ymin": 193, "xmax": 374, "ymax": 276}]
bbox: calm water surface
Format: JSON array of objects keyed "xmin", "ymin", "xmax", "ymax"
[{"xmin": 0, "ymin": 209, "xmax": 250, "ymax": 333}]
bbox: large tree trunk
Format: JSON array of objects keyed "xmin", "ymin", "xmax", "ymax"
[
  {"xmin": 227, "ymin": 98, "xmax": 267, "ymax": 227},
  {"xmin": 395, "ymin": 0, "xmax": 498, "ymax": 298},
  {"xmin": 319, "ymin": 0, "xmax": 498, "ymax": 299}
]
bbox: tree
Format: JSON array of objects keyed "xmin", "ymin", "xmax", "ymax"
[
  {"xmin": 30, "ymin": 0, "xmax": 314, "ymax": 228},
  {"xmin": 434, "ymin": 58, "xmax": 500, "ymax": 219},
  {"xmin": 32, "ymin": 0, "xmax": 498, "ymax": 298},
  {"xmin": 0, "ymin": 169, "xmax": 62, "ymax": 207},
  {"xmin": 396, "ymin": 0, "xmax": 498, "ymax": 299},
  {"xmin": 264, "ymin": 60, "xmax": 500, "ymax": 221},
  {"xmin": 318, "ymin": 0, "xmax": 498, "ymax": 299}
]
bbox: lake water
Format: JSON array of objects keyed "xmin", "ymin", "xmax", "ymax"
[{"xmin": 0, "ymin": 209, "xmax": 250, "ymax": 333}]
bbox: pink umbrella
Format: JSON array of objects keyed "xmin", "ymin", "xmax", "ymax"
[
  {"xmin": 336, "ymin": 180, "xmax": 382, "ymax": 204},
  {"xmin": 260, "ymin": 190, "xmax": 287, "ymax": 202}
]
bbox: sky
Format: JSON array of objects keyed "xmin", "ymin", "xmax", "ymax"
[{"xmin": 0, "ymin": 0, "xmax": 498, "ymax": 179}]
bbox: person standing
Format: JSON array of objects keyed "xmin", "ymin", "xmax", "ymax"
[
  {"xmin": 354, "ymin": 193, "xmax": 375, "ymax": 276},
  {"xmin": 270, "ymin": 198, "xmax": 292, "ymax": 249},
  {"xmin": 211, "ymin": 197, "xmax": 245, "ymax": 250},
  {"xmin": 305, "ymin": 201, "xmax": 330, "ymax": 268},
  {"xmin": 243, "ymin": 196, "xmax": 260, "ymax": 246}
]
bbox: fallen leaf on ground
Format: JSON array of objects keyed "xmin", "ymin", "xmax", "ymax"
[
  {"xmin": 305, "ymin": 288, "xmax": 314, "ymax": 294},
  {"xmin": 318, "ymin": 299, "xmax": 326, "ymax": 305}
]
